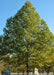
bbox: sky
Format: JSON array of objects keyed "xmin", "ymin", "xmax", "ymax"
[{"xmin": 0, "ymin": 0, "xmax": 54, "ymax": 35}]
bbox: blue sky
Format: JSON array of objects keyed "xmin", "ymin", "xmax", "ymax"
[{"xmin": 0, "ymin": 0, "xmax": 54, "ymax": 35}]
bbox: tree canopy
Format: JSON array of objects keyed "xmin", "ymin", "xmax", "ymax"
[{"xmin": 0, "ymin": 1, "xmax": 54, "ymax": 75}]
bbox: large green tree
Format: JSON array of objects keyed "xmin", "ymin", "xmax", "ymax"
[
  {"xmin": 0, "ymin": 1, "xmax": 54, "ymax": 75},
  {"xmin": 1, "ymin": 1, "xmax": 41, "ymax": 75}
]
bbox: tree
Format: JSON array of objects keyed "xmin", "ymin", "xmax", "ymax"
[
  {"xmin": 0, "ymin": 1, "xmax": 54, "ymax": 75},
  {"xmin": 1, "ymin": 1, "xmax": 40, "ymax": 75}
]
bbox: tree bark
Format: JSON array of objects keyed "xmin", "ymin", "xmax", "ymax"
[
  {"xmin": 26, "ymin": 63, "xmax": 29, "ymax": 75},
  {"xmin": 33, "ymin": 68, "xmax": 34, "ymax": 75},
  {"xmin": 23, "ymin": 69, "xmax": 24, "ymax": 75},
  {"xmin": 26, "ymin": 45, "xmax": 29, "ymax": 75},
  {"xmin": 26, "ymin": 54, "xmax": 29, "ymax": 75}
]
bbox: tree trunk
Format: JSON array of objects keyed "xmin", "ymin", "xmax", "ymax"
[
  {"xmin": 26, "ymin": 51, "xmax": 29, "ymax": 75},
  {"xmin": 26, "ymin": 45, "xmax": 29, "ymax": 75},
  {"xmin": 23, "ymin": 69, "xmax": 24, "ymax": 75},
  {"xmin": 26, "ymin": 63, "xmax": 29, "ymax": 75},
  {"xmin": 33, "ymin": 68, "xmax": 34, "ymax": 75}
]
